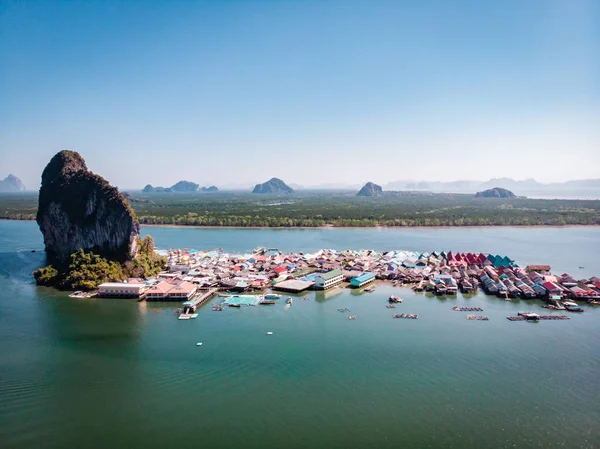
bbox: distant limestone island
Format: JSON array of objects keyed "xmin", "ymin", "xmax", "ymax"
[
  {"xmin": 355, "ymin": 182, "xmax": 521, "ymax": 199},
  {"xmin": 33, "ymin": 150, "xmax": 165, "ymax": 290},
  {"xmin": 252, "ymin": 177, "xmax": 295, "ymax": 194},
  {"xmin": 356, "ymin": 182, "xmax": 383, "ymax": 197},
  {"xmin": 475, "ymin": 187, "xmax": 517, "ymax": 198},
  {"xmin": 0, "ymin": 174, "xmax": 26, "ymax": 192},
  {"xmin": 143, "ymin": 181, "xmax": 218, "ymax": 193}
]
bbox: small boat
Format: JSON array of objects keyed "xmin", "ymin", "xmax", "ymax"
[
  {"xmin": 563, "ymin": 302, "xmax": 584, "ymax": 312},
  {"xmin": 286, "ymin": 297, "xmax": 293, "ymax": 305},
  {"xmin": 229, "ymin": 303, "xmax": 241, "ymax": 308},
  {"xmin": 265, "ymin": 294, "xmax": 281, "ymax": 300},
  {"xmin": 364, "ymin": 286, "xmax": 375, "ymax": 293},
  {"xmin": 266, "ymin": 331, "xmax": 274, "ymax": 335},
  {"xmin": 196, "ymin": 342, "xmax": 203, "ymax": 346},
  {"xmin": 389, "ymin": 296, "xmax": 403, "ymax": 303}
]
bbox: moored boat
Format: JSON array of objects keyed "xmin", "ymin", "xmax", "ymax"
[
  {"xmin": 563, "ymin": 301, "xmax": 584, "ymax": 312},
  {"xmin": 265, "ymin": 293, "xmax": 281, "ymax": 300}
]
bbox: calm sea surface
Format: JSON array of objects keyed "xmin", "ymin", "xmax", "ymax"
[{"xmin": 1, "ymin": 220, "xmax": 599, "ymax": 449}]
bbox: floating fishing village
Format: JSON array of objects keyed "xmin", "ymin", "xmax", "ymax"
[{"xmin": 88, "ymin": 246, "xmax": 600, "ymax": 322}]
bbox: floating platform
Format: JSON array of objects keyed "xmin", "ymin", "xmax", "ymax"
[
  {"xmin": 393, "ymin": 313, "xmax": 418, "ymax": 319},
  {"xmin": 272, "ymin": 279, "xmax": 314, "ymax": 293},
  {"xmin": 69, "ymin": 291, "xmax": 97, "ymax": 298},
  {"xmin": 466, "ymin": 314, "xmax": 489, "ymax": 320},
  {"xmin": 507, "ymin": 315, "xmax": 570, "ymax": 321},
  {"xmin": 222, "ymin": 295, "xmax": 260, "ymax": 306},
  {"xmin": 453, "ymin": 306, "xmax": 483, "ymax": 312}
]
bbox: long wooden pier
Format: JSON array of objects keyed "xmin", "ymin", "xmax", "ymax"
[{"xmin": 182, "ymin": 288, "xmax": 218, "ymax": 313}]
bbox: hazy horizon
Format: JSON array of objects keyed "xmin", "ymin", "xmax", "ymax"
[{"xmin": 1, "ymin": 0, "xmax": 599, "ymax": 190}]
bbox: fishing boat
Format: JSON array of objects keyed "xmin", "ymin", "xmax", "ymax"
[
  {"xmin": 286, "ymin": 297, "xmax": 293, "ymax": 305},
  {"xmin": 389, "ymin": 295, "xmax": 403, "ymax": 303},
  {"xmin": 229, "ymin": 303, "xmax": 241, "ymax": 308},
  {"xmin": 260, "ymin": 298, "xmax": 276, "ymax": 305},
  {"xmin": 563, "ymin": 302, "xmax": 584, "ymax": 312}
]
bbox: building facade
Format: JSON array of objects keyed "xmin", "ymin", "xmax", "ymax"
[
  {"xmin": 314, "ymin": 269, "xmax": 344, "ymax": 290},
  {"xmin": 98, "ymin": 283, "xmax": 147, "ymax": 298},
  {"xmin": 350, "ymin": 272, "xmax": 376, "ymax": 288}
]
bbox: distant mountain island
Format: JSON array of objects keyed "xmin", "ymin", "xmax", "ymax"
[
  {"xmin": 475, "ymin": 187, "xmax": 516, "ymax": 198},
  {"xmin": 143, "ymin": 181, "xmax": 218, "ymax": 193},
  {"xmin": 0, "ymin": 174, "xmax": 26, "ymax": 192},
  {"xmin": 252, "ymin": 178, "xmax": 294, "ymax": 194},
  {"xmin": 356, "ymin": 182, "xmax": 383, "ymax": 197},
  {"xmin": 385, "ymin": 177, "xmax": 600, "ymax": 198}
]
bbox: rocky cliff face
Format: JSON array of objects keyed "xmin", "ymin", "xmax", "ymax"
[
  {"xmin": 36, "ymin": 150, "xmax": 140, "ymax": 266},
  {"xmin": 356, "ymin": 182, "xmax": 383, "ymax": 197}
]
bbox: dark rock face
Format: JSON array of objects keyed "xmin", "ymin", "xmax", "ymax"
[
  {"xmin": 36, "ymin": 150, "xmax": 140, "ymax": 266},
  {"xmin": 475, "ymin": 187, "xmax": 516, "ymax": 198},
  {"xmin": 252, "ymin": 178, "xmax": 294, "ymax": 194},
  {"xmin": 356, "ymin": 182, "xmax": 383, "ymax": 197},
  {"xmin": 0, "ymin": 174, "xmax": 26, "ymax": 192}
]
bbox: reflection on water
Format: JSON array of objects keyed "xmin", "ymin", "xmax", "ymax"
[{"xmin": 1, "ymin": 220, "xmax": 600, "ymax": 448}]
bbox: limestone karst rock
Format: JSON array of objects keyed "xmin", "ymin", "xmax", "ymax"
[{"xmin": 36, "ymin": 150, "xmax": 140, "ymax": 265}]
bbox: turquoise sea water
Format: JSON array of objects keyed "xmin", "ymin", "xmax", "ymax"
[{"xmin": 1, "ymin": 221, "xmax": 599, "ymax": 448}]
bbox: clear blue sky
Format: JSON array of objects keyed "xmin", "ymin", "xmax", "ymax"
[{"xmin": 1, "ymin": 0, "xmax": 599, "ymax": 190}]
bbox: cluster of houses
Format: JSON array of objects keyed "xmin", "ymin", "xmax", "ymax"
[{"xmin": 96, "ymin": 247, "xmax": 600, "ymax": 304}]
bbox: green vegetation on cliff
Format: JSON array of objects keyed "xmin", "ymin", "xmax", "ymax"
[{"xmin": 33, "ymin": 235, "xmax": 166, "ymax": 290}]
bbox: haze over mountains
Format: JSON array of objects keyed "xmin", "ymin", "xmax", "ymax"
[
  {"xmin": 216, "ymin": 177, "xmax": 600, "ymax": 198},
  {"xmin": 0, "ymin": 174, "xmax": 26, "ymax": 192},
  {"xmin": 275, "ymin": 178, "xmax": 599, "ymax": 199},
  {"xmin": 384, "ymin": 178, "xmax": 600, "ymax": 198}
]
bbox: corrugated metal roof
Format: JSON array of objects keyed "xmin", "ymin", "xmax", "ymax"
[{"xmin": 317, "ymin": 269, "xmax": 343, "ymax": 281}]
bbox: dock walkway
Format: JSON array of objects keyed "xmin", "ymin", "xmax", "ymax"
[{"xmin": 182, "ymin": 288, "xmax": 218, "ymax": 313}]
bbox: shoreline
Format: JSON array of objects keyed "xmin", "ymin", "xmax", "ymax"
[
  {"xmin": 142, "ymin": 223, "xmax": 600, "ymax": 230},
  {"xmin": 2, "ymin": 217, "xmax": 598, "ymax": 230}
]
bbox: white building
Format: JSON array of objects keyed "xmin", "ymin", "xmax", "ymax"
[
  {"xmin": 314, "ymin": 269, "xmax": 344, "ymax": 290},
  {"xmin": 98, "ymin": 282, "xmax": 147, "ymax": 298}
]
